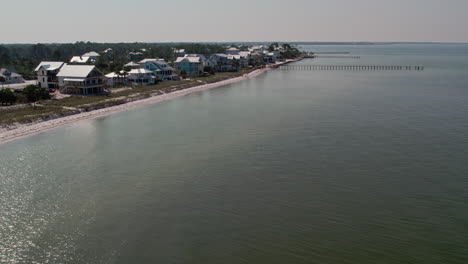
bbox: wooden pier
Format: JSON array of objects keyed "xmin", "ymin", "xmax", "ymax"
[
  {"xmin": 278, "ymin": 65, "xmax": 424, "ymax": 71},
  {"xmin": 315, "ymin": 55, "xmax": 361, "ymax": 59}
]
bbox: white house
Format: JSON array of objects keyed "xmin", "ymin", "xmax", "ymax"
[
  {"xmin": 56, "ymin": 64, "xmax": 106, "ymax": 94},
  {"xmin": 35, "ymin": 61, "xmax": 65, "ymax": 89},
  {"xmin": 105, "ymin": 72, "xmax": 127, "ymax": 87},
  {"xmin": 127, "ymin": 68, "xmax": 155, "ymax": 85},
  {"xmin": 70, "ymin": 51, "xmax": 100, "ymax": 64},
  {"xmin": 0, "ymin": 68, "xmax": 24, "ymax": 84}
]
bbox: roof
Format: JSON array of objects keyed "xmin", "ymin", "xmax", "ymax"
[
  {"xmin": 227, "ymin": 47, "xmax": 240, "ymax": 51},
  {"xmin": 128, "ymin": 68, "xmax": 153, "ymax": 74},
  {"xmin": 35, "ymin": 61, "xmax": 65, "ymax": 72},
  {"xmin": 82, "ymin": 51, "xmax": 100, "ymax": 57},
  {"xmin": 105, "ymin": 72, "xmax": 119, "ymax": 78},
  {"xmin": 70, "ymin": 56, "xmax": 90, "ymax": 63},
  {"xmin": 175, "ymin": 57, "xmax": 201, "ymax": 63},
  {"xmin": 239, "ymin": 51, "xmax": 251, "ymax": 58},
  {"xmin": 138, "ymin": 58, "xmax": 165, "ymax": 64},
  {"xmin": 0, "ymin": 68, "xmax": 22, "ymax": 78},
  {"xmin": 124, "ymin": 61, "xmax": 140, "ymax": 67},
  {"xmin": 57, "ymin": 64, "xmax": 97, "ymax": 78}
]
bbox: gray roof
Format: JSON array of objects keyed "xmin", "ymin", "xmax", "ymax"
[
  {"xmin": 35, "ymin": 61, "xmax": 65, "ymax": 72},
  {"xmin": 56, "ymin": 64, "xmax": 97, "ymax": 78},
  {"xmin": 82, "ymin": 51, "xmax": 100, "ymax": 57}
]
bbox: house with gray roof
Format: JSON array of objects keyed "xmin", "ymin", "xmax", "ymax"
[
  {"xmin": 56, "ymin": 64, "xmax": 106, "ymax": 95},
  {"xmin": 0, "ymin": 68, "xmax": 24, "ymax": 84}
]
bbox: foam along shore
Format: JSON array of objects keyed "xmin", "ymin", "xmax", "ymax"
[{"xmin": 0, "ymin": 60, "xmax": 298, "ymax": 145}]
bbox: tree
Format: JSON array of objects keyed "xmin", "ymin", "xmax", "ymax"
[
  {"xmin": 0, "ymin": 88, "xmax": 17, "ymax": 105},
  {"xmin": 23, "ymin": 85, "xmax": 50, "ymax": 106},
  {"xmin": 0, "ymin": 76, "xmax": 5, "ymax": 88}
]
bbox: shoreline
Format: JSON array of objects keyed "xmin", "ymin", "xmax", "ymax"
[{"xmin": 0, "ymin": 60, "xmax": 298, "ymax": 145}]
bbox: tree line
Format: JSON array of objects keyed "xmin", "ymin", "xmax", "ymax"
[{"xmin": 0, "ymin": 42, "xmax": 227, "ymax": 79}]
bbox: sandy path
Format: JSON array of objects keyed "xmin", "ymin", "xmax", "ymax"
[{"xmin": 0, "ymin": 67, "xmax": 273, "ymax": 145}]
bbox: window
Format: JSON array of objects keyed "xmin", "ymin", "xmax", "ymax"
[{"xmin": 43, "ymin": 78, "xmax": 45, "ymax": 82}]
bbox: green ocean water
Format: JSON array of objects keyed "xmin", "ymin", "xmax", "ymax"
[{"xmin": 1, "ymin": 44, "xmax": 468, "ymax": 264}]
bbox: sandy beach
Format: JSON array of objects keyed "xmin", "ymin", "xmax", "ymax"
[{"xmin": 0, "ymin": 64, "xmax": 286, "ymax": 145}]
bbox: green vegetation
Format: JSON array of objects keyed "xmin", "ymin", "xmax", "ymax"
[
  {"xmin": 23, "ymin": 85, "xmax": 50, "ymax": 103},
  {"xmin": 0, "ymin": 42, "xmax": 227, "ymax": 78},
  {"xmin": 0, "ymin": 89, "xmax": 17, "ymax": 105}
]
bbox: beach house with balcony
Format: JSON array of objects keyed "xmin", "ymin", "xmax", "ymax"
[
  {"xmin": 138, "ymin": 59, "xmax": 175, "ymax": 80},
  {"xmin": 56, "ymin": 64, "xmax": 106, "ymax": 94},
  {"xmin": 35, "ymin": 61, "xmax": 65, "ymax": 89},
  {"xmin": 127, "ymin": 68, "xmax": 155, "ymax": 85},
  {"xmin": 174, "ymin": 57, "xmax": 204, "ymax": 77}
]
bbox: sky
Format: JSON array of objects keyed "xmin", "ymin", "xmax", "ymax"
[{"xmin": 1, "ymin": 0, "xmax": 468, "ymax": 44}]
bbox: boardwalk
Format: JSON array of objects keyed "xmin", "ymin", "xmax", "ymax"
[{"xmin": 278, "ymin": 65, "xmax": 424, "ymax": 71}]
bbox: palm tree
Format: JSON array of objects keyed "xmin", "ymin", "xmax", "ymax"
[{"xmin": 121, "ymin": 70, "xmax": 129, "ymax": 86}]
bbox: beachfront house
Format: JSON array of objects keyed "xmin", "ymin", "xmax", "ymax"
[
  {"xmin": 263, "ymin": 50, "xmax": 281, "ymax": 63},
  {"xmin": 127, "ymin": 68, "xmax": 155, "ymax": 85},
  {"xmin": 56, "ymin": 64, "xmax": 106, "ymax": 94},
  {"xmin": 239, "ymin": 51, "xmax": 251, "ymax": 67},
  {"xmin": 105, "ymin": 72, "xmax": 127, "ymax": 86},
  {"xmin": 35, "ymin": 61, "xmax": 65, "ymax": 89},
  {"xmin": 0, "ymin": 68, "xmax": 24, "ymax": 84},
  {"xmin": 174, "ymin": 57, "xmax": 204, "ymax": 77},
  {"xmin": 210, "ymin": 54, "xmax": 239, "ymax": 72},
  {"xmin": 138, "ymin": 59, "xmax": 175, "ymax": 80}
]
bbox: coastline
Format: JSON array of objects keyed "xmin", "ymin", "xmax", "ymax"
[{"xmin": 0, "ymin": 60, "xmax": 298, "ymax": 145}]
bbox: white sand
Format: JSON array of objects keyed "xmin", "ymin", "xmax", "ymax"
[{"xmin": 0, "ymin": 65, "xmax": 281, "ymax": 145}]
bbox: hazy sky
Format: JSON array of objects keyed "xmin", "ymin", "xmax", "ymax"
[{"xmin": 2, "ymin": 0, "xmax": 468, "ymax": 43}]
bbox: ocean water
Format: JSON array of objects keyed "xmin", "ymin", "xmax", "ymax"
[{"xmin": 1, "ymin": 44, "xmax": 468, "ymax": 264}]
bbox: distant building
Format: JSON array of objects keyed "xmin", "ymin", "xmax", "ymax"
[
  {"xmin": 174, "ymin": 49, "xmax": 186, "ymax": 58},
  {"xmin": 263, "ymin": 51, "xmax": 280, "ymax": 63},
  {"xmin": 138, "ymin": 58, "xmax": 175, "ymax": 80},
  {"xmin": 103, "ymin": 48, "xmax": 113, "ymax": 54},
  {"xmin": 56, "ymin": 64, "xmax": 106, "ymax": 94},
  {"xmin": 174, "ymin": 57, "xmax": 204, "ymax": 77},
  {"xmin": 70, "ymin": 51, "xmax": 101, "ymax": 64},
  {"xmin": 209, "ymin": 54, "xmax": 237, "ymax": 72},
  {"xmin": 0, "ymin": 68, "xmax": 24, "ymax": 84},
  {"xmin": 226, "ymin": 47, "xmax": 240, "ymax": 55},
  {"xmin": 35, "ymin": 61, "xmax": 65, "ymax": 89},
  {"xmin": 128, "ymin": 51, "xmax": 144, "ymax": 61},
  {"xmin": 124, "ymin": 61, "xmax": 141, "ymax": 69}
]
